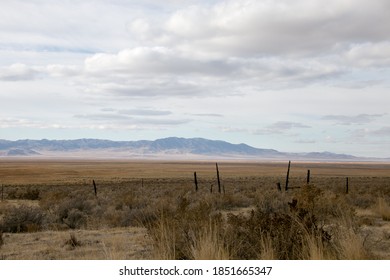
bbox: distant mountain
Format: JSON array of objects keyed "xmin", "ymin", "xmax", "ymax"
[{"xmin": 0, "ymin": 137, "xmax": 370, "ymax": 161}]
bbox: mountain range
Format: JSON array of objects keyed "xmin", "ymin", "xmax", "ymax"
[{"xmin": 0, "ymin": 137, "xmax": 379, "ymax": 161}]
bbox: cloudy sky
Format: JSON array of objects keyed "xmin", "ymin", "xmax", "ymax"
[{"xmin": 1, "ymin": 0, "xmax": 389, "ymax": 157}]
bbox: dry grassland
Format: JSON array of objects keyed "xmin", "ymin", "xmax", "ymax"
[
  {"xmin": 0, "ymin": 159, "xmax": 390, "ymax": 260},
  {"xmin": 1, "ymin": 159, "xmax": 389, "ymax": 184}
]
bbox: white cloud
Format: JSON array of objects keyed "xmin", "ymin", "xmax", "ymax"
[
  {"xmin": 353, "ymin": 127, "xmax": 390, "ymax": 138},
  {"xmin": 345, "ymin": 42, "xmax": 390, "ymax": 68},
  {"xmin": 155, "ymin": 0, "xmax": 390, "ymax": 57},
  {"xmin": 372, "ymin": 127, "xmax": 390, "ymax": 137},
  {"xmin": 84, "ymin": 47, "xmax": 237, "ymax": 76},
  {"xmin": 45, "ymin": 64, "xmax": 81, "ymax": 77},
  {"xmin": 254, "ymin": 121, "xmax": 311, "ymax": 135},
  {"xmin": 0, "ymin": 63, "xmax": 37, "ymax": 81},
  {"xmin": 322, "ymin": 114, "xmax": 385, "ymax": 125},
  {"xmin": 1, "ymin": 0, "xmax": 390, "ymax": 157}
]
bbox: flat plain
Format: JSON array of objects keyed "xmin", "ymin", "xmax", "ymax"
[{"xmin": 0, "ymin": 159, "xmax": 390, "ymax": 259}]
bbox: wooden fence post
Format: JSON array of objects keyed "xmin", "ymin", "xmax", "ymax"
[
  {"xmin": 1, "ymin": 184, "xmax": 3, "ymax": 201},
  {"xmin": 285, "ymin": 160, "xmax": 291, "ymax": 191},
  {"xmin": 307, "ymin": 169, "xmax": 311, "ymax": 184},
  {"xmin": 216, "ymin": 163, "xmax": 221, "ymax": 194},
  {"xmin": 92, "ymin": 180, "xmax": 97, "ymax": 197},
  {"xmin": 194, "ymin": 172, "xmax": 198, "ymax": 192},
  {"xmin": 346, "ymin": 177, "xmax": 349, "ymax": 194}
]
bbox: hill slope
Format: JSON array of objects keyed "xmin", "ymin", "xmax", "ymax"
[{"xmin": 0, "ymin": 137, "xmax": 363, "ymax": 160}]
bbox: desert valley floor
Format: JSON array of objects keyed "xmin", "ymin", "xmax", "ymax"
[{"xmin": 0, "ymin": 159, "xmax": 390, "ymax": 259}]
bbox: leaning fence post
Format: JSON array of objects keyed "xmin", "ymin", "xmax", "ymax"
[
  {"xmin": 216, "ymin": 163, "xmax": 221, "ymax": 194},
  {"xmin": 92, "ymin": 180, "xmax": 97, "ymax": 197},
  {"xmin": 285, "ymin": 160, "xmax": 291, "ymax": 191},
  {"xmin": 194, "ymin": 172, "xmax": 198, "ymax": 192},
  {"xmin": 307, "ymin": 169, "xmax": 311, "ymax": 184},
  {"xmin": 345, "ymin": 177, "xmax": 349, "ymax": 194}
]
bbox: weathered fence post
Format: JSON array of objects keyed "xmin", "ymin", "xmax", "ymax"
[
  {"xmin": 307, "ymin": 169, "xmax": 311, "ymax": 184},
  {"xmin": 285, "ymin": 160, "xmax": 291, "ymax": 191},
  {"xmin": 346, "ymin": 177, "xmax": 349, "ymax": 194},
  {"xmin": 194, "ymin": 172, "xmax": 198, "ymax": 192},
  {"xmin": 216, "ymin": 163, "xmax": 221, "ymax": 194},
  {"xmin": 92, "ymin": 180, "xmax": 97, "ymax": 197},
  {"xmin": 276, "ymin": 182, "xmax": 282, "ymax": 192}
]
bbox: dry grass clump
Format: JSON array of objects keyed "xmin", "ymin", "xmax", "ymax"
[
  {"xmin": 336, "ymin": 228, "xmax": 367, "ymax": 259},
  {"xmin": 190, "ymin": 223, "xmax": 230, "ymax": 260},
  {"xmin": 375, "ymin": 197, "xmax": 390, "ymax": 221},
  {"xmin": 146, "ymin": 195, "xmax": 224, "ymax": 260},
  {"xmin": 332, "ymin": 212, "xmax": 368, "ymax": 259},
  {"xmin": 64, "ymin": 233, "xmax": 82, "ymax": 249}
]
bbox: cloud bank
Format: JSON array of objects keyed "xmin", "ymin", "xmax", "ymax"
[{"xmin": 1, "ymin": 0, "xmax": 390, "ymax": 157}]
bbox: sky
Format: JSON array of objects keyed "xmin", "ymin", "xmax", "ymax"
[{"xmin": 0, "ymin": 0, "xmax": 389, "ymax": 158}]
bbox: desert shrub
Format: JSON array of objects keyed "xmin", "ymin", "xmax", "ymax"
[
  {"xmin": 39, "ymin": 189, "xmax": 68, "ymax": 210},
  {"xmin": 102, "ymin": 207, "xmax": 123, "ymax": 228},
  {"xmin": 0, "ymin": 205, "xmax": 44, "ymax": 233},
  {"xmin": 6, "ymin": 188, "xmax": 18, "ymax": 199},
  {"xmin": 311, "ymin": 190, "xmax": 356, "ymax": 224},
  {"xmin": 5, "ymin": 187, "xmax": 40, "ymax": 200},
  {"xmin": 225, "ymin": 206, "xmax": 333, "ymax": 259},
  {"xmin": 347, "ymin": 193, "xmax": 376, "ymax": 209},
  {"xmin": 218, "ymin": 193, "xmax": 251, "ymax": 209},
  {"xmin": 62, "ymin": 208, "xmax": 88, "ymax": 229},
  {"xmin": 20, "ymin": 188, "xmax": 40, "ymax": 200},
  {"xmin": 254, "ymin": 189, "xmax": 289, "ymax": 214},
  {"xmin": 56, "ymin": 197, "xmax": 92, "ymax": 229},
  {"xmin": 121, "ymin": 207, "xmax": 157, "ymax": 227}
]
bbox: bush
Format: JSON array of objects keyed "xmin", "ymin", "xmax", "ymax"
[
  {"xmin": 57, "ymin": 197, "xmax": 92, "ymax": 229},
  {"xmin": 5, "ymin": 187, "xmax": 40, "ymax": 200},
  {"xmin": 20, "ymin": 188, "xmax": 40, "ymax": 200},
  {"xmin": 0, "ymin": 206, "xmax": 44, "ymax": 233},
  {"xmin": 225, "ymin": 206, "xmax": 333, "ymax": 259}
]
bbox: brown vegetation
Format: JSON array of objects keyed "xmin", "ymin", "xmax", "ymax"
[{"xmin": 0, "ymin": 159, "xmax": 390, "ymax": 259}]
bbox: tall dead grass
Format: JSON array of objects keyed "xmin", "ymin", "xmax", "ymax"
[
  {"xmin": 148, "ymin": 213, "xmax": 177, "ymax": 260},
  {"xmin": 190, "ymin": 223, "xmax": 230, "ymax": 260},
  {"xmin": 375, "ymin": 197, "xmax": 390, "ymax": 221}
]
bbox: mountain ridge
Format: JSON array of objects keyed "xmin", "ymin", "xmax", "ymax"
[{"xmin": 0, "ymin": 137, "xmax": 383, "ymax": 161}]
